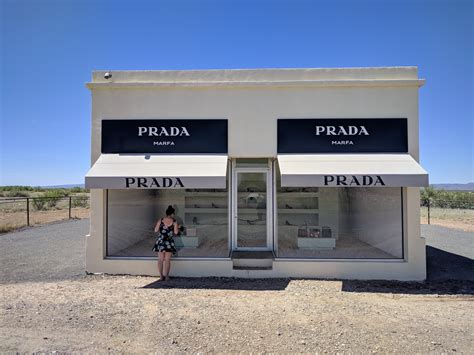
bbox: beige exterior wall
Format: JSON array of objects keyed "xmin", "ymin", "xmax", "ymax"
[{"xmin": 85, "ymin": 67, "xmax": 426, "ymax": 280}]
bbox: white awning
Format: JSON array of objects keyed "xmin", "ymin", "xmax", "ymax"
[
  {"xmin": 85, "ymin": 154, "xmax": 228, "ymax": 189},
  {"xmin": 278, "ymin": 154, "xmax": 429, "ymax": 187}
]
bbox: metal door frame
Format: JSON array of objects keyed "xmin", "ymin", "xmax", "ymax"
[{"xmin": 231, "ymin": 164, "xmax": 273, "ymax": 251}]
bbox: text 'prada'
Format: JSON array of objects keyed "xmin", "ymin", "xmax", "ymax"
[
  {"xmin": 324, "ymin": 175, "xmax": 385, "ymax": 186},
  {"xmin": 125, "ymin": 177, "xmax": 185, "ymax": 188},
  {"xmin": 138, "ymin": 127, "xmax": 190, "ymax": 137},
  {"xmin": 315, "ymin": 126, "xmax": 369, "ymax": 136}
]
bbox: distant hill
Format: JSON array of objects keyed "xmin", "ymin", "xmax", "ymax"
[{"xmin": 431, "ymin": 183, "xmax": 474, "ymax": 191}]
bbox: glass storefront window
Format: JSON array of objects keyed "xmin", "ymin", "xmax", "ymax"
[
  {"xmin": 107, "ymin": 187, "xmax": 229, "ymax": 258},
  {"xmin": 276, "ymin": 165, "xmax": 403, "ymax": 259}
]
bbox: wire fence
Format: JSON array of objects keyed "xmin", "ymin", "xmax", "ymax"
[
  {"xmin": 0, "ymin": 195, "xmax": 90, "ymax": 233},
  {"xmin": 1, "ymin": 195, "xmax": 472, "ymax": 232},
  {"xmin": 420, "ymin": 198, "xmax": 474, "ymax": 225}
]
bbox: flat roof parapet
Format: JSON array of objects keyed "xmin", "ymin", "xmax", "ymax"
[{"xmin": 87, "ymin": 67, "xmax": 424, "ymax": 89}]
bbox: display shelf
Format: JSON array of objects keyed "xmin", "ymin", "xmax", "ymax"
[
  {"xmin": 174, "ymin": 236, "xmax": 199, "ymax": 248},
  {"xmin": 183, "ymin": 191, "xmax": 229, "ymax": 230},
  {"xmin": 183, "ymin": 192, "xmax": 228, "ymax": 197},
  {"xmin": 184, "ymin": 208, "xmax": 228, "ymax": 213},
  {"xmin": 277, "ymin": 192, "xmax": 319, "ymax": 197},
  {"xmin": 183, "ymin": 223, "xmax": 228, "ymax": 227},
  {"xmin": 277, "ymin": 208, "xmax": 318, "ymax": 214},
  {"xmin": 297, "ymin": 237, "xmax": 336, "ymax": 250}
]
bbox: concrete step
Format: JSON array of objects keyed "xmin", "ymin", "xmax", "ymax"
[
  {"xmin": 232, "ymin": 258, "xmax": 273, "ymax": 268},
  {"xmin": 231, "ymin": 250, "xmax": 274, "ymax": 259},
  {"xmin": 233, "ymin": 266, "xmax": 273, "ymax": 271},
  {"xmin": 231, "ymin": 251, "xmax": 274, "ymax": 269}
]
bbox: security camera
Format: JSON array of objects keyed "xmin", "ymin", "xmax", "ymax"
[{"xmin": 104, "ymin": 72, "xmax": 112, "ymax": 79}]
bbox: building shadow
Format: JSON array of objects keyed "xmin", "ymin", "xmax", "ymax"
[
  {"xmin": 341, "ymin": 246, "xmax": 473, "ymax": 295},
  {"xmin": 142, "ymin": 277, "xmax": 290, "ymax": 291},
  {"xmin": 426, "ymin": 246, "xmax": 473, "ymax": 281},
  {"xmin": 143, "ymin": 246, "xmax": 473, "ymax": 294}
]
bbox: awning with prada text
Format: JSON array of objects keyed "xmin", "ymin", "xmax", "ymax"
[
  {"xmin": 277, "ymin": 154, "xmax": 428, "ymax": 187},
  {"xmin": 85, "ymin": 154, "xmax": 228, "ymax": 189}
]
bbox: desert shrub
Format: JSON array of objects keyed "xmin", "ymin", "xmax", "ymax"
[
  {"xmin": 70, "ymin": 186, "xmax": 87, "ymax": 193},
  {"xmin": 3, "ymin": 191, "xmax": 29, "ymax": 198},
  {"xmin": 421, "ymin": 187, "xmax": 474, "ymax": 209},
  {"xmin": 0, "ymin": 186, "xmax": 35, "ymax": 192},
  {"xmin": 31, "ymin": 198, "xmax": 47, "ymax": 211},
  {"xmin": 43, "ymin": 190, "xmax": 68, "ymax": 208},
  {"xmin": 72, "ymin": 197, "xmax": 89, "ymax": 208}
]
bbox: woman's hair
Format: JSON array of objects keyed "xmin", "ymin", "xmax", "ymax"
[{"xmin": 165, "ymin": 205, "xmax": 175, "ymax": 216}]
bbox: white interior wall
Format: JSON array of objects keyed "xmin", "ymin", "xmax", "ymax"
[
  {"xmin": 318, "ymin": 188, "xmax": 339, "ymax": 239},
  {"xmin": 347, "ymin": 188, "xmax": 403, "ymax": 257},
  {"xmin": 107, "ymin": 189, "xmax": 156, "ymax": 255}
]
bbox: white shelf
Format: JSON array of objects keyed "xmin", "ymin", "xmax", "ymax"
[
  {"xmin": 277, "ymin": 209, "xmax": 319, "ymax": 214},
  {"xmin": 183, "ymin": 192, "xmax": 228, "ymax": 197},
  {"xmin": 184, "ymin": 208, "xmax": 228, "ymax": 213},
  {"xmin": 298, "ymin": 237, "xmax": 336, "ymax": 250},
  {"xmin": 277, "ymin": 192, "xmax": 319, "ymax": 197}
]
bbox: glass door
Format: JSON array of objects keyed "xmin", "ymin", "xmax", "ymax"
[{"xmin": 232, "ymin": 168, "xmax": 272, "ymax": 250}]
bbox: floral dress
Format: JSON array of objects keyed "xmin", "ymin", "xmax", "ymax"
[{"xmin": 152, "ymin": 218, "xmax": 177, "ymax": 254}]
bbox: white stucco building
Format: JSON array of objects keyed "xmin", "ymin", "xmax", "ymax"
[{"xmin": 85, "ymin": 67, "xmax": 428, "ymax": 280}]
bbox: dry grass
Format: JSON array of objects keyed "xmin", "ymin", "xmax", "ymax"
[
  {"xmin": 0, "ymin": 222, "xmax": 25, "ymax": 234},
  {"xmin": 420, "ymin": 207, "xmax": 474, "ymax": 232},
  {"xmin": 0, "ymin": 208, "xmax": 90, "ymax": 233}
]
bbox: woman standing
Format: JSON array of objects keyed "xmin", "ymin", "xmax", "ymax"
[{"xmin": 153, "ymin": 205, "xmax": 178, "ymax": 281}]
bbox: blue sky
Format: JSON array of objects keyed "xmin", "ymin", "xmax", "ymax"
[{"xmin": 1, "ymin": 0, "xmax": 473, "ymax": 186}]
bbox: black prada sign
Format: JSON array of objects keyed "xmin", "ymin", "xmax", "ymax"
[
  {"xmin": 277, "ymin": 118, "xmax": 408, "ymax": 153},
  {"xmin": 324, "ymin": 175, "xmax": 385, "ymax": 186},
  {"xmin": 102, "ymin": 119, "xmax": 228, "ymax": 154},
  {"xmin": 125, "ymin": 177, "xmax": 184, "ymax": 188}
]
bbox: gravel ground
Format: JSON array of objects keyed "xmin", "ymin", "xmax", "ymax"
[
  {"xmin": 0, "ymin": 219, "xmax": 87, "ymax": 283},
  {"xmin": 422, "ymin": 224, "xmax": 474, "ymax": 259},
  {"xmin": 0, "ymin": 219, "xmax": 473, "ymax": 353}
]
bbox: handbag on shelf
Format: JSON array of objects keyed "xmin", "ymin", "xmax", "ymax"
[
  {"xmin": 321, "ymin": 226, "xmax": 332, "ymax": 238},
  {"xmin": 297, "ymin": 226, "xmax": 320, "ymax": 238}
]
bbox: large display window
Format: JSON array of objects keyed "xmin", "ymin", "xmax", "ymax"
[
  {"xmin": 276, "ymin": 168, "xmax": 404, "ymax": 259},
  {"xmin": 106, "ymin": 187, "xmax": 229, "ymax": 258}
]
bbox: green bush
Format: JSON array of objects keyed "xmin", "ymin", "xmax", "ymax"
[
  {"xmin": 0, "ymin": 186, "xmax": 35, "ymax": 192},
  {"xmin": 43, "ymin": 190, "xmax": 68, "ymax": 208},
  {"xmin": 70, "ymin": 186, "xmax": 87, "ymax": 193},
  {"xmin": 3, "ymin": 191, "xmax": 29, "ymax": 198},
  {"xmin": 72, "ymin": 197, "xmax": 89, "ymax": 208},
  {"xmin": 31, "ymin": 198, "xmax": 47, "ymax": 211},
  {"xmin": 421, "ymin": 187, "xmax": 474, "ymax": 209}
]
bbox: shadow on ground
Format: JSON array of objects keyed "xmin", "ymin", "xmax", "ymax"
[
  {"xmin": 426, "ymin": 246, "xmax": 474, "ymax": 281},
  {"xmin": 341, "ymin": 279, "xmax": 473, "ymax": 295},
  {"xmin": 143, "ymin": 277, "xmax": 291, "ymax": 290},
  {"xmin": 341, "ymin": 246, "xmax": 473, "ymax": 295},
  {"xmin": 143, "ymin": 246, "xmax": 473, "ymax": 295}
]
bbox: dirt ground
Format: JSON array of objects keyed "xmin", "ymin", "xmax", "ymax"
[
  {"xmin": 0, "ymin": 276, "xmax": 472, "ymax": 353},
  {"xmin": 420, "ymin": 207, "xmax": 474, "ymax": 232},
  {"xmin": 421, "ymin": 217, "xmax": 474, "ymax": 232},
  {"xmin": 0, "ymin": 208, "xmax": 89, "ymax": 232},
  {"xmin": 1, "ymin": 221, "xmax": 473, "ymax": 353}
]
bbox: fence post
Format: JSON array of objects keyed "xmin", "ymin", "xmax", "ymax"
[
  {"xmin": 69, "ymin": 196, "xmax": 72, "ymax": 219},
  {"xmin": 427, "ymin": 199, "xmax": 431, "ymax": 225},
  {"xmin": 26, "ymin": 198, "xmax": 30, "ymax": 226}
]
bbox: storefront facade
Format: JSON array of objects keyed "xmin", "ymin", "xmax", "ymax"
[{"xmin": 85, "ymin": 67, "xmax": 428, "ymax": 280}]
